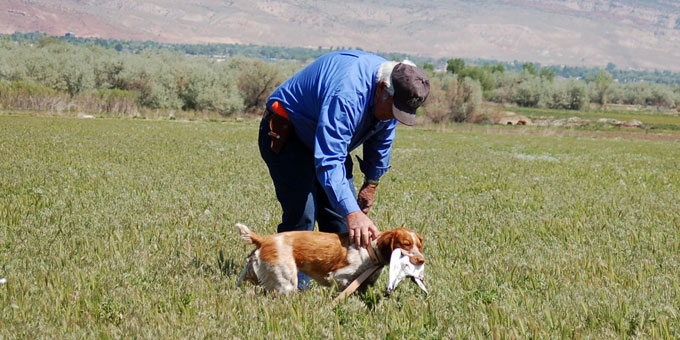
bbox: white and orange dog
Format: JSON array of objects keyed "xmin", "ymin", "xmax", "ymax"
[{"xmin": 235, "ymin": 223, "xmax": 425, "ymax": 294}]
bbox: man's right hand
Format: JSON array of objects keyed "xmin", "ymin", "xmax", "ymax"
[{"xmin": 346, "ymin": 210, "xmax": 380, "ymax": 248}]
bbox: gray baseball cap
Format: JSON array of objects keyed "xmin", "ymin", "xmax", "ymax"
[{"xmin": 391, "ymin": 63, "xmax": 430, "ymax": 126}]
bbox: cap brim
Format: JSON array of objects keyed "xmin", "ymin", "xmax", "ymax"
[{"xmin": 392, "ymin": 103, "xmax": 416, "ymax": 126}]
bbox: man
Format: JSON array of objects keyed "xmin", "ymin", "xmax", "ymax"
[{"xmin": 258, "ymin": 50, "xmax": 429, "ymax": 287}]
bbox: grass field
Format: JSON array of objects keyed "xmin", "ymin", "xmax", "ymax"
[
  {"xmin": 512, "ymin": 107, "xmax": 680, "ymax": 131},
  {"xmin": 1, "ymin": 114, "xmax": 679, "ymax": 339}
]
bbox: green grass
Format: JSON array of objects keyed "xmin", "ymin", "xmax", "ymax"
[{"xmin": 1, "ymin": 114, "xmax": 679, "ymax": 339}]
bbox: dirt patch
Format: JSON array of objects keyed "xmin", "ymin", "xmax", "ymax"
[
  {"xmin": 424, "ymin": 122, "xmax": 680, "ymax": 141},
  {"xmin": 481, "ymin": 126, "xmax": 680, "ymax": 141}
]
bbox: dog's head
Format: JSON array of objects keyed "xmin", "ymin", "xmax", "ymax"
[{"xmin": 376, "ymin": 228, "xmax": 425, "ymax": 265}]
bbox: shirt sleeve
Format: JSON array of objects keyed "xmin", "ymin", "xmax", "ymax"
[
  {"xmin": 360, "ymin": 120, "xmax": 397, "ymax": 181},
  {"xmin": 314, "ymin": 96, "xmax": 361, "ymax": 217}
]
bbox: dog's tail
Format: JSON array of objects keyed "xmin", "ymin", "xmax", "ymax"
[{"xmin": 235, "ymin": 223, "xmax": 263, "ymax": 247}]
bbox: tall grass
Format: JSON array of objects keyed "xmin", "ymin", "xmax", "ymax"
[
  {"xmin": 0, "ymin": 82, "xmax": 140, "ymax": 116},
  {"xmin": 1, "ymin": 115, "xmax": 678, "ymax": 339}
]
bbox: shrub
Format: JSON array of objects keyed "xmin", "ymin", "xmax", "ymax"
[
  {"xmin": 422, "ymin": 74, "xmax": 482, "ymax": 123},
  {"xmin": 75, "ymin": 89, "xmax": 139, "ymax": 115},
  {"xmin": 237, "ymin": 59, "xmax": 285, "ymax": 114},
  {"xmin": 621, "ymin": 83, "xmax": 652, "ymax": 106},
  {"xmin": 457, "ymin": 66, "xmax": 494, "ymax": 97},
  {"xmin": 566, "ymin": 80, "xmax": 589, "ymax": 110},
  {"xmin": 513, "ymin": 77, "xmax": 542, "ymax": 107},
  {"xmin": 544, "ymin": 80, "xmax": 572, "ymax": 109},
  {"xmin": 488, "ymin": 72, "xmax": 521, "ymax": 104},
  {"xmin": 0, "ymin": 81, "xmax": 68, "ymax": 111},
  {"xmin": 648, "ymin": 83, "xmax": 676, "ymax": 108}
]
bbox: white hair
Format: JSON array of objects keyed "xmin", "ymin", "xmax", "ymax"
[{"xmin": 377, "ymin": 59, "xmax": 417, "ymax": 96}]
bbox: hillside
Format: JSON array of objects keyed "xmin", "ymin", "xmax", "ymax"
[{"xmin": 1, "ymin": 0, "xmax": 680, "ymax": 71}]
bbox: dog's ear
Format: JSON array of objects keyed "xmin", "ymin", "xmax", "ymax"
[
  {"xmin": 416, "ymin": 233, "xmax": 424, "ymax": 251},
  {"xmin": 376, "ymin": 230, "xmax": 394, "ymax": 260}
]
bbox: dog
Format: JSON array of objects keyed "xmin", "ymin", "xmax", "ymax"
[{"xmin": 235, "ymin": 223, "xmax": 425, "ymax": 294}]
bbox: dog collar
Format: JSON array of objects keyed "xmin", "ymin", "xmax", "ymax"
[{"xmin": 367, "ymin": 242, "xmax": 386, "ymax": 265}]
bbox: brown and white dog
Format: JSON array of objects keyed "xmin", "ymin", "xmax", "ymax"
[{"xmin": 235, "ymin": 223, "xmax": 425, "ymax": 294}]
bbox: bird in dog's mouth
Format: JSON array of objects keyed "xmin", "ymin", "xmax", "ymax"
[{"xmin": 386, "ymin": 248, "xmax": 428, "ymax": 295}]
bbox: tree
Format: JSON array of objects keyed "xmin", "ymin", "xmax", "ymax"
[
  {"xmin": 488, "ymin": 71, "xmax": 521, "ymax": 104},
  {"xmin": 513, "ymin": 77, "xmax": 542, "ymax": 107},
  {"xmin": 458, "ymin": 66, "xmax": 494, "ymax": 97},
  {"xmin": 421, "ymin": 74, "xmax": 482, "ymax": 123},
  {"xmin": 446, "ymin": 58, "xmax": 465, "ymax": 74},
  {"xmin": 544, "ymin": 80, "xmax": 570, "ymax": 109},
  {"xmin": 649, "ymin": 83, "xmax": 676, "ymax": 108},
  {"xmin": 605, "ymin": 62, "xmax": 616, "ymax": 72},
  {"xmin": 522, "ymin": 62, "xmax": 538, "ymax": 77},
  {"xmin": 567, "ymin": 80, "xmax": 589, "ymax": 110},
  {"xmin": 540, "ymin": 68, "xmax": 555, "ymax": 82},
  {"xmin": 594, "ymin": 70, "xmax": 613, "ymax": 108},
  {"xmin": 237, "ymin": 60, "xmax": 284, "ymax": 113}
]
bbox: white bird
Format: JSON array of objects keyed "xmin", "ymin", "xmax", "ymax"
[{"xmin": 386, "ymin": 248, "xmax": 427, "ymax": 295}]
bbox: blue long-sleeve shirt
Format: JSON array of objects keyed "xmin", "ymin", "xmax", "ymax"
[{"xmin": 266, "ymin": 50, "xmax": 398, "ymax": 217}]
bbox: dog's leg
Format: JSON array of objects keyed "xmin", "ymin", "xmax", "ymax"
[
  {"xmin": 257, "ymin": 261, "xmax": 298, "ymax": 294},
  {"xmin": 237, "ymin": 250, "xmax": 260, "ymax": 287},
  {"xmin": 236, "ymin": 260, "xmax": 250, "ymax": 287}
]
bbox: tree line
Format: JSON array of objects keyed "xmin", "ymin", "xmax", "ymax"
[
  {"xmin": 420, "ymin": 59, "xmax": 680, "ymax": 123},
  {"xmin": 1, "ymin": 35, "xmax": 679, "ymax": 123},
  {"xmin": 7, "ymin": 32, "xmax": 680, "ymax": 86},
  {"xmin": 6, "ymin": 32, "xmax": 415, "ymax": 68},
  {"xmin": 0, "ymin": 36, "xmax": 302, "ymax": 116}
]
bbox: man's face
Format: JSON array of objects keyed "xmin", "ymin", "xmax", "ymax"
[{"xmin": 374, "ymin": 81, "xmax": 394, "ymax": 121}]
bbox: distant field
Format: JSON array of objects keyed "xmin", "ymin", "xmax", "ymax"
[
  {"xmin": 1, "ymin": 114, "xmax": 679, "ymax": 339},
  {"xmin": 513, "ymin": 106, "xmax": 680, "ymax": 130}
]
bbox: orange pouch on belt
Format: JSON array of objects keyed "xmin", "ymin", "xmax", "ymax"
[{"xmin": 268, "ymin": 101, "xmax": 291, "ymax": 154}]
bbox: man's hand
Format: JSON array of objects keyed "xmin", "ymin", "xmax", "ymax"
[
  {"xmin": 357, "ymin": 182, "xmax": 378, "ymax": 214},
  {"xmin": 346, "ymin": 210, "xmax": 380, "ymax": 248}
]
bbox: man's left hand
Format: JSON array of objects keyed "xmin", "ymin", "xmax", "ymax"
[{"xmin": 358, "ymin": 182, "xmax": 378, "ymax": 214}]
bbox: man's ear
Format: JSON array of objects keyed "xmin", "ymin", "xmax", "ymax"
[
  {"xmin": 378, "ymin": 81, "xmax": 390, "ymax": 101},
  {"xmin": 378, "ymin": 80, "xmax": 389, "ymax": 94}
]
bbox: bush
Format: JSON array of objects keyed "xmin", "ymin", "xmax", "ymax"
[
  {"xmin": 75, "ymin": 89, "xmax": 139, "ymax": 115},
  {"xmin": 513, "ymin": 77, "xmax": 542, "ymax": 107},
  {"xmin": 544, "ymin": 80, "xmax": 572, "ymax": 109},
  {"xmin": 0, "ymin": 81, "xmax": 68, "ymax": 111},
  {"xmin": 621, "ymin": 83, "xmax": 652, "ymax": 106},
  {"xmin": 421, "ymin": 75, "xmax": 451, "ymax": 124},
  {"xmin": 0, "ymin": 42, "xmax": 252, "ymax": 116},
  {"xmin": 191, "ymin": 62, "xmax": 244, "ymax": 115},
  {"xmin": 488, "ymin": 72, "xmax": 521, "ymax": 104},
  {"xmin": 0, "ymin": 81, "xmax": 142, "ymax": 115},
  {"xmin": 566, "ymin": 80, "xmax": 589, "ymax": 110},
  {"xmin": 237, "ymin": 59, "xmax": 285, "ymax": 114},
  {"xmin": 457, "ymin": 66, "xmax": 494, "ymax": 97},
  {"xmin": 648, "ymin": 83, "xmax": 676, "ymax": 108},
  {"xmin": 422, "ymin": 74, "xmax": 482, "ymax": 123}
]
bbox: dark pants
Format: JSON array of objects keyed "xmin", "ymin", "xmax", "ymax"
[{"xmin": 258, "ymin": 118, "xmax": 355, "ymax": 234}]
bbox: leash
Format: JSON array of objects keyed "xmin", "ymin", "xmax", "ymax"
[
  {"xmin": 331, "ymin": 245, "xmax": 384, "ymax": 307},
  {"xmin": 330, "ymin": 264, "xmax": 381, "ymax": 307}
]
